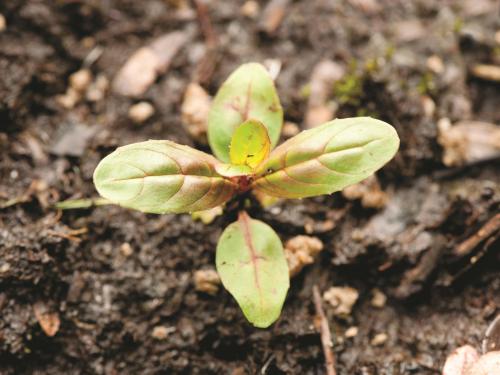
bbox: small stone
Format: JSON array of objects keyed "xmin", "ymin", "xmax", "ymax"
[
  {"xmin": 420, "ymin": 95, "xmax": 436, "ymax": 118},
  {"xmin": 86, "ymin": 74, "xmax": 109, "ymax": 102},
  {"xmin": 264, "ymin": 58, "xmax": 282, "ymax": 81},
  {"xmin": 342, "ymin": 175, "xmax": 388, "ymax": 209},
  {"xmin": 33, "ymin": 302, "xmax": 60, "ymax": 337},
  {"xmin": 69, "ymin": 69, "xmax": 93, "ymax": 92},
  {"xmin": 345, "ymin": 326, "xmax": 359, "ymax": 338},
  {"xmin": 0, "ymin": 263, "xmax": 10, "ymax": 273},
  {"xmin": 0, "ymin": 14, "xmax": 6, "ymax": 32},
  {"xmin": 282, "ymin": 122, "xmax": 300, "ymax": 138},
  {"xmin": 426, "ymin": 55, "xmax": 444, "ymax": 74},
  {"xmin": 193, "ymin": 269, "xmax": 221, "ymax": 295},
  {"xmin": 128, "ymin": 102, "xmax": 155, "ymax": 124},
  {"xmin": 323, "ymin": 286, "xmax": 359, "ymax": 316},
  {"xmin": 241, "ymin": 1, "xmax": 259, "ymax": 18},
  {"xmin": 470, "ymin": 64, "xmax": 500, "ymax": 82},
  {"xmin": 120, "ymin": 243, "xmax": 133, "ymax": 257},
  {"xmin": 464, "ymin": 351, "xmax": 500, "ymax": 375},
  {"xmin": 56, "ymin": 88, "xmax": 80, "ymax": 109},
  {"xmin": 152, "ymin": 326, "xmax": 175, "ymax": 340},
  {"xmin": 371, "ymin": 289, "xmax": 387, "ymax": 308},
  {"xmin": 371, "ymin": 332, "xmax": 388, "ymax": 346},
  {"xmin": 285, "ymin": 235, "xmax": 324, "ymax": 277}
]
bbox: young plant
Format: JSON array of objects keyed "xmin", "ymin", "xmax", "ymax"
[{"xmin": 93, "ymin": 63, "xmax": 399, "ymax": 328}]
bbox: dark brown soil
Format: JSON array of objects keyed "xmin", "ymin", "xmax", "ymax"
[{"xmin": 1, "ymin": 1, "xmax": 499, "ymax": 374}]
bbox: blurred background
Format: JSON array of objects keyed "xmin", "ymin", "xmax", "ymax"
[{"xmin": 1, "ymin": 0, "xmax": 499, "ymax": 374}]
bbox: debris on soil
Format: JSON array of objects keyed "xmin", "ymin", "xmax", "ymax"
[
  {"xmin": 483, "ymin": 315, "xmax": 500, "ymax": 353},
  {"xmin": 181, "ymin": 82, "xmax": 211, "ymax": 143},
  {"xmin": 342, "ymin": 175, "xmax": 388, "ymax": 209},
  {"xmin": 284, "ymin": 235, "xmax": 324, "ymax": 277},
  {"xmin": 470, "ymin": 64, "xmax": 500, "ymax": 82},
  {"xmin": 86, "ymin": 74, "xmax": 109, "ymax": 102},
  {"xmin": 191, "ymin": 205, "xmax": 223, "ymax": 224},
  {"xmin": 120, "ymin": 242, "xmax": 134, "ymax": 257},
  {"xmin": 69, "ymin": 69, "xmax": 93, "ymax": 93},
  {"xmin": 0, "ymin": 14, "xmax": 6, "ymax": 32},
  {"xmin": 437, "ymin": 118, "xmax": 500, "ymax": 167},
  {"xmin": 282, "ymin": 121, "xmax": 300, "ymax": 138},
  {"xmin": 263, "ymin": 58, "xmax": 282, "ymax": 81},
  {"xmin": 312, "ymin": 285, "xmax": 337, "ymax": 375},
  {"xmin": 344, "ymin": 326, "xmax": 359, "ymax": 338},
  {"xmin": 454, "ymin": 213, "xmax": 500, "ymax": 257},
  {"xmin": 323, "ymin": 286, "xmax": 359, "ymax": 316},
  {"xmin": 128, "ymin": 101, "xmax": 155, "ymax": 124},
  {"xmin": 193, "ymin": 269, "xmax": 221, "ymax": 295},
  {"xmin": 241, "ymin": 1, "xmax": 259, "ymax": 18},
  {"xmin": 112, "ymin": 31, "xmax": 189, "ymax": 97},
  {"xmin": 370, "ymin": 332, "xmax": 388, "ymax": 347},
  {"xmin": 370, "ymin": 289, "xmax": 387, "ymax": 308},
  {"xmin": 305, "ymin": 60, "xmax": 344, "ymax": 128},
  {"xmin": 152, "ymin": 326, "xmax": 176, "ymax": 340},
  {"xmin": 426, "ymin": 55, "xmax": 444, "ymax": 75},
  {"xmin": 442, "ymin": 345, "xmax": 480, "ymax": 375},
  {"xmin": 33, "ymin": 302, "xmax": 60, "ymax": 337},
  {"xmin": 258, "ymin": 0, "xmax": 289, "ymax": 36},
  {"xmin": 51, "ymin": 123, "xmax": 96, "ymax": 157}
]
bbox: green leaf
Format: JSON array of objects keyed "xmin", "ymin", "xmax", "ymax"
[
  {"xmin": 208, "ymin": 63, "xmax": 283, "ymax": 162},
  {"xmin": 252, "ymin": 117, "xmax": 399, "ymax": 198},
  {"xmin": 93, "ymin": 140, "xmax": 237, "ymax": 214},
  {"xmin": 230, "ymin": 120, "xmax": 271, "ymax": 169},
  {"xmin": 216, "ymin": 211, "xmax": 289, "ymax": 328}
]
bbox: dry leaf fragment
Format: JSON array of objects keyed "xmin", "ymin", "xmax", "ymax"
[{"xmin": 34, "ymin": 302, "xmax": 60, "ymax": 337}]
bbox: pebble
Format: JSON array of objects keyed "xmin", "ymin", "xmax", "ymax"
[
  {"xmin": 345, "ymin": 326, "xmax": 359, "ymax": 338},
  {"xmin": 323, "ymin": 286, "xmax": 359, "ymax": 316},
  {"xmin": 152, "ymin": 326, "xmax": 175, "ymax": 340},
  {"xmin": 426, "ymin": 55, "xmax": 444, "ymax": 74},
  {"xmin": 193, "ymin": 269, "xmax": 220, "ymax": 295},
  {"xmin": 181, "ymin": 83, "xmax": 211, "ymax": 142},
  {"xmin": 371, "ymin": 332, "xmax": 388, "ymax": 346},
  {"xmin": 69, "ymin": 69, "xmax": 93, "ymax": 92},
  {"xmin": 371, "ymin": 289, "xmax": 387, "ymax": 308},
  {"xmin": 120, "ymin": 242, "xmax": 133, "ymax": 257},
  {"xmin": 285, "ymin": 235, "xmax": 324, "ymax": 277},
  {"xmin": 241, "ymin": 1, "xmax": 260, "ymax": 18},
  {"xmin": 128, "ymin": 102, "xmax": 155, "ymax": 124},
  {"xmin": 0, "ymin": 262, "xmax": 11, "ymax": 273},
  {"xmin": 282, "ymin": 122, "xmax": 300, "ymax": 138}
]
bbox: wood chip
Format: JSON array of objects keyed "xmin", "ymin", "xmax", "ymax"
[
  {"xmin": 370, "ymin": 333, "xmax": 388, "ymax": 346},
  {"xmin": 112, "ymin": 31, "xmax": 188, "ymax": 97},
  {"xmin": 33, "ymin": 302, "xmax": 60, "ymax": 337},
  {"xmin": 0, "ymin": 14, "xmax": 6, "ymax": 32},
  {"xmin": 483, "ymin": 314, "xmax": 500, "ymax": 353}
]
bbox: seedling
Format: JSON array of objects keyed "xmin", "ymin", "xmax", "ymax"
[{"xmin": 93, "ymin": 63, "xmax": 399, "ymax": 328}]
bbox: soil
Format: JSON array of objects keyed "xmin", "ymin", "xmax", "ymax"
[{"xmin": 1, "ymin": 1, "xmax": 499, "ymax": 374}]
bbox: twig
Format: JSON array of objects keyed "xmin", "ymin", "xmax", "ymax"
[
  {"xmin": 454, "ymin": 213, "xmax": 500, "ymax": 257},
  {"xmin": 312, "ymin": 285, "xmax": 336, "ymax": 375},
  {"xmin": 192, "ymin": 0, "xmax": 219, "ymax": 84}
]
